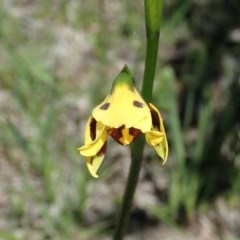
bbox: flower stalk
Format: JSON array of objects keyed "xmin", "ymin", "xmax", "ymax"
[{"xmin": 113, "ymin": 0, "xmax": 164, "ymax": 239}]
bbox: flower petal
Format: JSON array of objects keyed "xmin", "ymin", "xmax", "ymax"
[
  {"xmin": 148, "ymin": 103, "xmax": 166, "ymax": 134},
  {"xmin": 133, "ymin": 115, "xmax": 152, "ymax": 133},
  {"xmin": 92, "ymin": 66, "xmax": 152, "ymax": 132},
  {"xmin": 145, "ymin": 130, "xmax": 168, "ymax": 163},
  {"xmin": 146, "ymin": 103, "xmax": 169, "ymax": 163},
  {"xmin": 108, "ymin": 126, "xmax": 141, "ymax": 145},
  {"xmin": 152, "ymin": 143, "xmax": 167, "ymax": 164},
  {"xmin": 78, "ymin": 116, "xmax": 108, "ymax": 157},
  {"xmin": 86, "ymin": 141, "xmax": 107, "ymax": 178},
  {"xmin": 86, "ymin": 156, "xmax": 104, "ymax": 178},
  {"xmin": 145, "ymin": 130, "xmax": 164, "ymax": 146}
]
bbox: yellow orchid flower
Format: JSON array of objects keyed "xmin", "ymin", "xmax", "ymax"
[{"xmin": 78, "ymin": 65, "xmax": 168, "ymax": 178}]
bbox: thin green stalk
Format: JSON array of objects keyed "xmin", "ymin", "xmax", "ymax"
[
  {"xmin": 142, "ymin": 0, "xmax": 164, "ymax": 101},
  {"xmin": 113, "ymin": 1, "xmax": 164, "ymax": 239},
  {"xmin": 113, "ymin": 136, "xmax": 145, "ymax": 240}
]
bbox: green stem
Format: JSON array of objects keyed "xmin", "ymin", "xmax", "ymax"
[
  {"xmin": 113, "ymin": 1, "xmax": 164, "ymax": 239},
  {"xmin": 142, "ymin": 0, "xmax": 164, "ymax": 101},
  {"xmin": 113, "ymin": 136, "xmax": 145, "ymax": 240}
]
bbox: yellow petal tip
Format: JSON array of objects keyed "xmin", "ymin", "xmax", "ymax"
[
  {"xmin": 162, "ymin": 158, "xmax": 167, "ymax": 165},
  {"xmin": 92, "ymin": 174, "xmax": 99, "ymax": 179}
]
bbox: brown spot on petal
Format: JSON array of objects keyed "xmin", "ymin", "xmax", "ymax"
[
  {"xmin": 133, "ymin": 100, "xmax": 144, "ymax": 108},
  {"xmin": 149, "ymin": 105, "xmax": 160, "ymax": 130},
  {"xmin": 89, "ymin": 140, "xmax": 107, "ymax": 165},
  {"xmin": 129, "ymin": 128, "xmax": 141, "ymax": 139},
  {"xmin": 108, "ymin": 126, "xmax": 124, "ymax": 145},
  {"xmin": 97, "ymin": 141, "xmax": 107, "ymax": 157},
  {"xmin": 100, "ymin": 103, "xmax": 110, "ymax": 110},
  {"xmin": 90, "ymin": 118, "xmax": 97, "ymax": 140},
  {"xmin": 108, "ymin": 126, "xmax": 141, "ymax": 145}
]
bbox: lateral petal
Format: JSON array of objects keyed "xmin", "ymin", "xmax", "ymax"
[
  {"xmin": 147, "ymin": 103, "xmax": 169, "ymax": 163},
  {"xmin": 145, "ymin": 130, "xmax": 168, "ymax": 164},
  {"xmin": 153, "ymin": 143, "xmax": 167, "ymax": 164},
  {"xmin": 86, "ymin": 141, "xmax": 107, "ymax": 178},
  {"xmin": 148, "ymin": 103, "xmax": 167, "ymax": 134},
  {"xmin": 145, "ymin": 130, "xmax": 164, "ymax": 146},
  {"xmin": 78, "ymin": 116, "xmax": 108, "ymax": 157}
]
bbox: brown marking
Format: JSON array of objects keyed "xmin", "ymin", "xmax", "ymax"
[
  {"xmin": 129, "ymin": 128, "xmax": 141, "ymax": 139},
  {"xmin": 90, "ymin": 118, "xmax": 97, "ymax": 140},
  {"xmin": 108, "ymin": 126, "xmax": 141, "ymax": 145},
  {"xmin": 133, "ymin": 100, "xmax": 144, "ymax": 108},
  {"xmin": 97, "ymin": 141, "xmax": 107, "ymax": 157},
  {"xmin": 107, "ymin": 126, "xmax": 124, "ymax": 145},
  {"xmin": 89, "ymin": 137, "xmax": 107, "ymax": 165},
  {"xmin": 100, "ymin": 103, "xmax": 110, "ymax": 110},
  {"xmin": 149, "ymin": 104, "xmax": 160, "ymax": 130}
]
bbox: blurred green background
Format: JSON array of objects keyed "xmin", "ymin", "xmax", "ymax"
[{"xmin": 0, "ymin": 0, "xmax": 240, "ymax": 239}]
